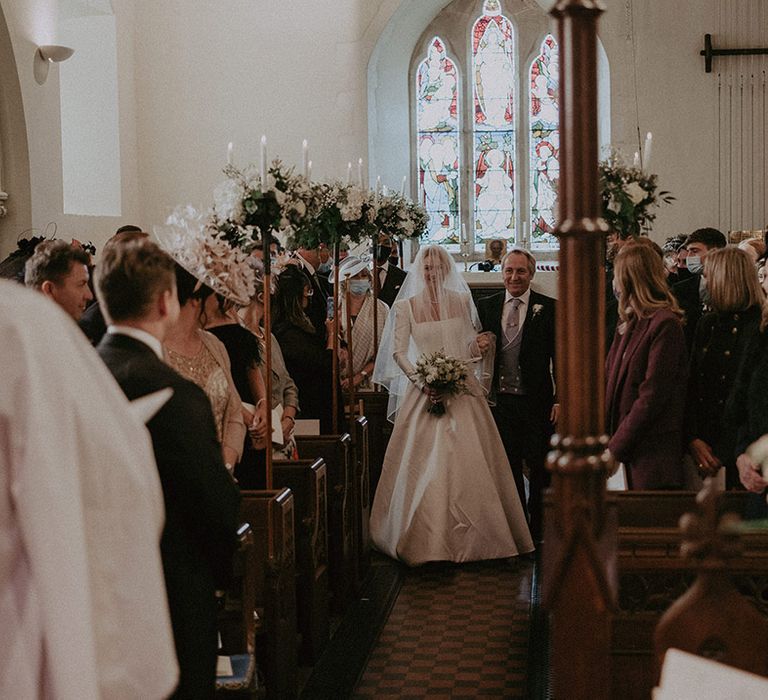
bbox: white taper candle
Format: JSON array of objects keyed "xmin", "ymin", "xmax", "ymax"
[
  {"xmin": 642, "ymin": 132, "xmax": 652, "ymax": 170},
  {"xmin": 260, "ymin": 135, "xmax": 268, "ymax": 192}
]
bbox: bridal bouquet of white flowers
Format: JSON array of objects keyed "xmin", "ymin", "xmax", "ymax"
[{"xmin": 414, "ymin": 350, "xmax": 469, "ymax": 416}]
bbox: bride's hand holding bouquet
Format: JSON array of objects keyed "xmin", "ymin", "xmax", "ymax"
[{"xmin": 415, "ymin": 350, "xmax": 469, "ymax": 416}]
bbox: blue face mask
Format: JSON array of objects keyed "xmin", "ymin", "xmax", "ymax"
[
  {"xmin": 686, "ymin": 255, "xmax": 703, "ymax": 274},
  {"xmin": 349, "ymin": 280, "xmax": 371, "ymax": 296},
  {"xmin": 317, "ymin": 260, "xmax": 332, "ymax": 274}
]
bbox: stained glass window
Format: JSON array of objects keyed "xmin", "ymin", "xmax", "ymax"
[
  {"xmin": 409, "ymin": 2, "xmax": 595, "ymax": 256},
  {"xmin": 529, "ymin": 34, "xmax": 560, "ymax": 249},
  {"xmin": 416, "ymin": 37, "xmax": 461, "ymax": 248},
  {"xmin": 471, "ymin": 0, "xmax": 515, "ymax": 249}
]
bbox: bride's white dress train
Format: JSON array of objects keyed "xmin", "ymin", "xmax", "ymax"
[{"xmin": 370, "ymin": 302, "xmax": 534, "ymax": 566}]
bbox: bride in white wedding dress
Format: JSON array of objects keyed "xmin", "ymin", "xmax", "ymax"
[{"xmin": 371, "ymin": 245, "xmax": 534, "ymax": 565}]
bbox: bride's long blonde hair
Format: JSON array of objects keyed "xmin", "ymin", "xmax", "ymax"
[{"xmin": 614, "ymin": 243, "xmax": 683, "ymax": 330}]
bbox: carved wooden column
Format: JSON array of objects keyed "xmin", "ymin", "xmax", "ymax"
[{"xmin": 542, "ymin": 2, "xmax": 617, "ymax": 699}]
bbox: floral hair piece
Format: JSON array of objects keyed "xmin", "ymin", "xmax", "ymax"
[{"xmin": 153, "ymin": 205, "xmax": 255, "ymax": 306}]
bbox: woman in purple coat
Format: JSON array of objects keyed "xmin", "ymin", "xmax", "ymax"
[{"xmin": 606, "ymin": 243, "xmax": 689, "ymax": 489}]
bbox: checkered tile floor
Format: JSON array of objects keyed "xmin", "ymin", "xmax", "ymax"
[{"xmin": 353, "ymin": 559, "xmax": 534, "ymax": 698}]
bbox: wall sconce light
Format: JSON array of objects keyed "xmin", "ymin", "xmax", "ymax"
[{"xmin": 34, "ymin": 44, "xmax": 75, "ymax": 85}]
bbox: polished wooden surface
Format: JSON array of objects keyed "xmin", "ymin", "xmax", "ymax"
[{"xmin": 543, "ymin": 1, "xmax": 616, "ymax": 698}]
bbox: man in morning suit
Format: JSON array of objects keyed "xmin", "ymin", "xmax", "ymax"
[
  {"xmin": 79, "ymin": 225, "xmax": 147, "ymax": 345},
  {"xmin": 375, "ymin": 235, "xmax": 407, "ymax": 307},
  {"xmin": 95, "ymin": 238, "xmax": 240, "ymax": 700},
  {"xmin": 477, "ymin": 248, "xmax": 557, "ymax": 542},
  {"xmin": 294, "ymin": 245, "xmax": 331, "ymax": 337}
]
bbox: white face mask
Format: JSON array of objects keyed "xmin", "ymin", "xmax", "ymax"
[
  {"xmin": 349, "ymin": 279, "xmax": 371, "ymax": 296},
  {"xmin": 686, "ymin": 255, "xmax": 703, "ymax": 274}
]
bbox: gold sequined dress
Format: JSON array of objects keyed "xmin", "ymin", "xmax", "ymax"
[{"xmin": 164, "ymin": 330, "xmax": 246, "ymax": 460}]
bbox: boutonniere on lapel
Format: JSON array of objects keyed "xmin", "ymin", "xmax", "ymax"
[{"xmin": 532, "ymin": 303, "xmax": 544, "ymax": 318}]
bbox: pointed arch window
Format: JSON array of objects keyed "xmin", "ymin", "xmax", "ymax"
[
  {"xmin": 416, "ymin": 37, "xmax": 462, "ymax": 246},
  {"xmin": 472, "ymin": 2, "xmax": 516, "ymax": 247},
  {"xmin": 410, "ymin": 1, "xmax": 608, "ymax": 256},
  {"xmin": 529, "ymin": 34, "xmax": 560, "ymax": 249}
]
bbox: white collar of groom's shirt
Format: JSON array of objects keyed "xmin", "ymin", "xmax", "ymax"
[{"xmin": 108, "ymin": 325, "xmax": 164, "ymax": 360}]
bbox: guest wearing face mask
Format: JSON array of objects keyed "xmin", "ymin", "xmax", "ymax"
[
  {"xmin": 375, "ymin": 235, "xmax": 407, "ymax": 308},
  {"xmin": 332, "ymin": 256, "xmax": 389, "ymax": 391},
  {"xmin": 671, "ymin": 228, "xmax": 727, "ymax": 349},
  {"xmin": 316, "ymin": 243, "xmax": 333, "ymax": 280},
  {"xmin": 663, "ymin": 234, "xmax": 690, "ymax": 285},
  {"xmin": 687, "ymin": 247, "xmax": 764, "ymax": 489},
  {"xmin": 293, "ymin": 245, "xmax": 331, "ymax": 339}
]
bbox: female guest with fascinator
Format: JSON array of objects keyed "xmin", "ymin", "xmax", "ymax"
[
  {"xmin": 155, "ymin": 213, "xmax": 252, "ymax": 472},
  {"xmin": 332, "ymin": 255, "xmax": 389, "ymax": 391}
]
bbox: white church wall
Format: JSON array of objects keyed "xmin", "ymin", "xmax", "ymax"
[
  {"xmin": 132, "ymin": 0, "xmax": 401, "ymax": 231},
  {"xmin": 0, "ymin": 1, "xmax": 31, "ymax": 255},
  {"xmin": 0, "ymin": 0, "xmax": 143, "ymax": 257},
  {"xmin": 599, "ymin": 0, "xmax": 718, "ymax": 242}
]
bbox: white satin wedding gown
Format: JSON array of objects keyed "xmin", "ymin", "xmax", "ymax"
[{"xmin": 370, "ymin": 299, "xmax": 534, "ymax": 566}]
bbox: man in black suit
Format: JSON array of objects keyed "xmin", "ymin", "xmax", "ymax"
[
  {"xmin": 477, "ymin": 248, "xmax": 557, "ymax": 542},
  {"xmin": 79, "ymin": 225, "xmax": 147, "ymax": 345},
  {"xmin": 95, "ymin": 238, "xmax": 240, "ymax": 700},
  {"xmin": 294, "ymin": 245, "xmax": 331, "ymax": 337},
  {"xmin": 375, "ymin": 235, "xmax": 407, "ymax": 307},
  {"xmin": 671, "ymin": 227, "xmax": 727, "ymax": 348}
]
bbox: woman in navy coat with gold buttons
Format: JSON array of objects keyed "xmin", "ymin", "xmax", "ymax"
[
  {"xmin": 606, "ymin": 243, "xmax": 689, "ymax": 489},
  {"xmin": 686, "ymin": 247, "xmax": 763, "ymax": 488}
]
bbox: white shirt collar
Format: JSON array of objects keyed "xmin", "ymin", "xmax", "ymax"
[
  {"xmin": 504, "ymin": 288, "xmax": 531, "ymax": 306},
  {"xmin": 378, "ymin": 261, "xmax": 390, "ymax": 272},
  {"xmin": 108, "ymin": 325, "xmax": 164, "ymax": 360}
]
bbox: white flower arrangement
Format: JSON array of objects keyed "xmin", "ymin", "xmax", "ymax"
[
  {"xmin": 599, "ymin": 150, "xmax": 674, "ymax": 238},
  {"xmin": 414, "ymin": 350, "xmax": 469, "ymax": 416},
  {"xmin": 374, "ymin": 191, "xmax": 429, "ymax": 241}
]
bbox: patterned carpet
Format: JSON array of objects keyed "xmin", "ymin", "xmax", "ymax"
[{"xmin": 353, "ymin": 558, "xmax": 534, "ymax": 698}]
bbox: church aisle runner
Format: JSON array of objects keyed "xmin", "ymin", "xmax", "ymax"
[{"xmin": 353, "ymin": 559, "xmax": 534, "ymax": 698}]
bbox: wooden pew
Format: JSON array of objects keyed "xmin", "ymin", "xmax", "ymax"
[
  {"xmin": 295, "ymin": 433, "xmax": 355, "ymax": 614},
  {"xmin": 238, "ymin": 489, "xmax": 297, "ymax": 699},
  {"xmin": 216, "ymin": 523, "xmax": 258, "ymax": 697},
  {"xmin": 273, "ymin": 458, "xmax": 330, "ymax": 663},
  {"xmin": 356, "ymin": 389, "xmax": 393, "ymax": 496},
  {"xmin": 610, "ymin": 490, "xmax": 768, "ymax": 700},
  {"xmin": 351, "ymin": 416, "xmax": 371, "ymax": 588}
]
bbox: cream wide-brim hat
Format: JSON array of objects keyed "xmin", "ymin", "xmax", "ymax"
[{"xmin": 330, "ymin": 254, "xmax": 370, "ymax": 283}]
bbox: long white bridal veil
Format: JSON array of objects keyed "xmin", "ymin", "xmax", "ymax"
[{"xmin": 372, "ymin": 245, "xmax": 494, "ymax": 422}]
